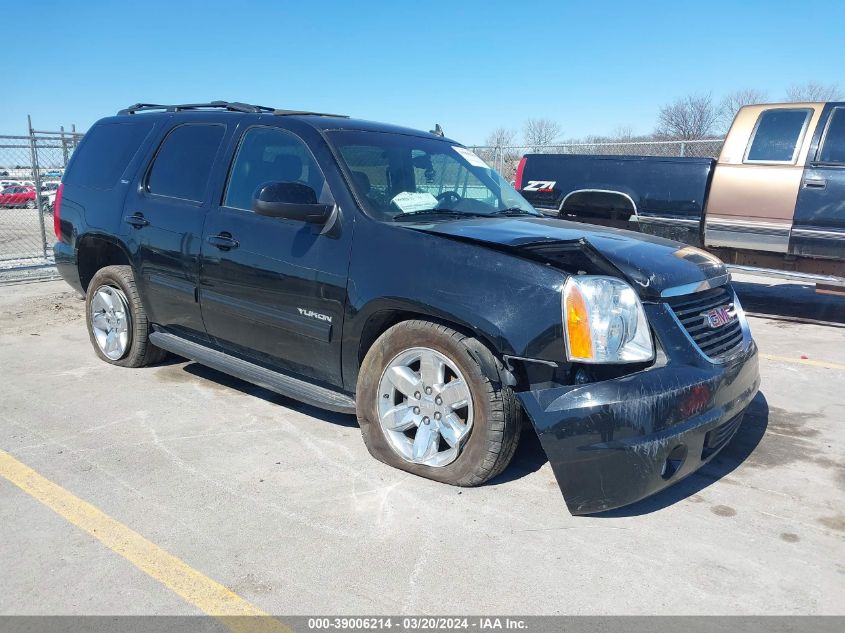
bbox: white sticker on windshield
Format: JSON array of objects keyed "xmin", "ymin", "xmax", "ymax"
[
  {"xmin": 452, "ymin": 146, "xmax": 489, "ymax": 169},
  {"xmin": 390, "ymin": 191, "xmax": 439, "ymax": 213}
]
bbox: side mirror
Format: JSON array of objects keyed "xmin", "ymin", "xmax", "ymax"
[{"xmin": 252, "ymin": 182, "xmax": 333, "ymax": 224}]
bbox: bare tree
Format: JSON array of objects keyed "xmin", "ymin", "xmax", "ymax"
[
  {"xmin": 656, "ymin": 93, "xmax": 718, "ymax": 140},
  {"xmin": 611, "ymin": 126, "xmax": 635, "ymax": 142},
  {"xmin": 484, "ymin": 127, "xmax": 517, "ymax": 147},
  {"xmin": 785, "ymin": 81, "xmax": 843, "ymax": 102},
  {"xmin": 523, "ymin": 118, "xmax": 562, "ymax": 150},
  {"xmin": 481, "ymin": 127, "xmax": 522, "ymax": 179},
  {"xmin": 718, "ymin": 88, "xmax": 768, "ymax": 129}
]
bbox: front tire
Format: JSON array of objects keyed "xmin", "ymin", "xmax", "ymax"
[
  {"xmin": 357, "ymin": 320, "xmax": 521, "ymax": 486},
  {"xmin": 85, "ymin": 265, "xmax": 166, "ymax": 367}
]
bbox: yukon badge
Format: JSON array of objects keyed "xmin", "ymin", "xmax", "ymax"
[
  {"xmin": 703, "ymin": 305, "xmax": 734, "ymax": 329},
  {"xmin": 297, "ymin": 308, "xmax": 332, "ymax": 323}
]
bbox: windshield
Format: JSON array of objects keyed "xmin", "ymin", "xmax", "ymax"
[{"xmin": 327, "ymin": 130, "xmax": 537, "ymax": 221}]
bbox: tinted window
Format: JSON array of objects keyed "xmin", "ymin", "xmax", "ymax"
[
  {"xmin": 819, "ymin": 108, "xmax": 845, "ymax": 164},
  {"xmin": 746, "ymin": 109, "xmax": 810, "ymax": 162},
  {"xmin": 224, "ymin": 127, "xmax": 328, "ymax": 211},
  {"xmin": 65, "ymin": 121, "xmax": 153, "ymax": 189},
  {"xmin": 147, "ymin": 124, "xmax": 225, "ymax": 202}
]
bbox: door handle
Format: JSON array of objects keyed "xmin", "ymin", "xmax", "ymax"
[
  {"xmin": 803, "ymin": 177, "xmax": 827, "ymax": 189},
  {"xmin": 207, "ymin": 233, "xmax": 239, "ymax": 250},
  {"xmin": 124, "ymin": 213, "xmax": 149, "ymax": 228}
]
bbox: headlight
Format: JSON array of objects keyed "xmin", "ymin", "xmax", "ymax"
[{"xmin": 562, "ymin": 275, "xmax": 654, "ymax": 364}]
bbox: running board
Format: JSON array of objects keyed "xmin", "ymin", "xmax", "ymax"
[
  {"xmin": 149, "ymin": 331, "xmax": 357, "ymax": 414},
  {"xmin": 727, "ymin": 265, "xmax": 845, "ymax": 289}
]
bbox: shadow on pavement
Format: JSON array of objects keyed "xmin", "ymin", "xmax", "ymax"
[{"xmin": 180, "ymin": 361, "xmax": 359, "ymax": 428}]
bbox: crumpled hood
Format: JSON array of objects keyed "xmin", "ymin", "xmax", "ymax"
[{"xmin": 405, "ymin": 216, "xmax": 727, "ymax": 300}]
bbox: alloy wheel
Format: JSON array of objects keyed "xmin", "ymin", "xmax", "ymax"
[{"xmin": 377, "ymin": 347, "xmax": 474, "ymax": 467}]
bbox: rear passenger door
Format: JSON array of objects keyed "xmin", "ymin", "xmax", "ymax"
[
  {"xmin": 124, "ymin": 121, "xmax": 229, "ymax": 338},
  {"xmin": 199, "ymin": 124, "xmax": 351, "ymax": 387},
  {"xmin": 792, "ymin": 104, "xmax": 845, "ymax": 259}
]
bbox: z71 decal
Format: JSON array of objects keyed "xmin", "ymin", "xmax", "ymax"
[{"xmin": 523, "ymin": 180, "xmax": 557, "ymax": 192}]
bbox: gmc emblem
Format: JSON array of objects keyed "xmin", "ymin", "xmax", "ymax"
[{"xmin": 703, "ymin": 305, "xmax": 735, "ymax": 329}]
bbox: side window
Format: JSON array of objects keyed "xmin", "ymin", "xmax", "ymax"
[
  {"xmin": 64, "ymin": 121, "xmax": 154, "ymax": 190},
  {"xmin": 745, "ymin": 109, "xmax": 811, "ymax": 163},
  {"xmin": 146, "ymin": 124, "xmax": 225, "ymax": 202},
  {"xmin": 818, "ymin": 108, "xmax": 845, "ymax": 164},
  {"xmin": 223, "ymin": 127, "xmax": 328, "ymax": 211}
]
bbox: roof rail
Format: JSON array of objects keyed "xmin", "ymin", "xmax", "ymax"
[
  {"xmin": 118, "ymin": 101, "xmax": 348, "ymax": 118},
  {"xmin": 117, "ymin": 101, "xmax": 276, "ymax": 115},
  {"xmin": 272, "ymin": 109, "xmax": 348, "ymax": 118}
]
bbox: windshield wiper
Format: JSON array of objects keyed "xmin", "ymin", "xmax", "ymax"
[
  {"xmin": 487, "ymin": 207, "xmax": 539, "ymax": 217},
  {"xmin": 392, "ymin": 208, "xmax": 488, "ymax": 222}
]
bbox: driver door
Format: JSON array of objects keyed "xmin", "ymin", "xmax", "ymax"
[{"xmin": 199, "ymin": 125, "xmax": 352, "ymax": 386}]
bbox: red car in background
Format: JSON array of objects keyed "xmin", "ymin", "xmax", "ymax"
[{"xmin": 0, "ymin": 185, "xmax": 40, "ymax": 209}]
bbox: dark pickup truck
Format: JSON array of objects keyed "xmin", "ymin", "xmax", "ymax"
[
  {"xmin": 517, "ymin": 102, "xmax": 845, "ymax": 294},
  {"xmin": 53, "ymin": 101, "xmax": 759, "ymax": 514}
]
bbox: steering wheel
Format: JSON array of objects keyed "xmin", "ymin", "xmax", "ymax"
[{"xmin": 436, "ymin": 190, "xmax": 462, "ymax": 206}]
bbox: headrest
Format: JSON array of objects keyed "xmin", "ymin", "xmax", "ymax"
[
  {"xmin": 274, "ymin": 154, "xmax": 303, "ymax": 182},
  {"xmin": 351, "ymin": 170, "xmax": 371, "ymax": 194}
]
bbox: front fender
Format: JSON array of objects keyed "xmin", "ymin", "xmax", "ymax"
[{"xmin": 341, "ymin": 218, "xmax": 567, "ymax": 390}]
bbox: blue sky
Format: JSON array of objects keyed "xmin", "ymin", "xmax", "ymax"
[{"xmin": 6, "ymin": 0, "xmax": 842, "ymax": 143}]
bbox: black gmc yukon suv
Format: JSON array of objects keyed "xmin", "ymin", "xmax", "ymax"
[{"xmin": 53, "ymin": 101, "xmax": 760, "ymax": 514}]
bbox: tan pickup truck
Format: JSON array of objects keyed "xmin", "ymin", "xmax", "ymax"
[{"xmin": 517, "ymin": 101, "xmax": 845, "ymax": 294}]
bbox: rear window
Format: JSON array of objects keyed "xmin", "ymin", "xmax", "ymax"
[
  {"xmin": 64, "ymin": 121, "xmax": 154, "ymax": 189},
  {"xmin": 146, "ymin": 124, "xmax": 225, "ymax": 202},
  {"xmin": 818, "ymin": 107, "xmax": 845, "ymax": 164},
  {"xmin": 745, "ymin": 109, "xmax": 810, "ymax": 163}
]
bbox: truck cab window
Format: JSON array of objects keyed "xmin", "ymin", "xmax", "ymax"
[
  {"xmin": 223, "ymin": 127, "xmax": 328, "ymax": 211},
  {"xmin": 745, "ymin": 108, "xmax": 810, "ymax": 163},
  {"xmin": 146, "ymin": 124, "xmax": 225, "ymax": 202},
  {"xmin": 819, "ymin": 108, "xmax": 845, "ymax": 164}
]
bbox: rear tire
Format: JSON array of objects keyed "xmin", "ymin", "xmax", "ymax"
[
  {"xmin": 357, "ymin": 320, "xmax": 521, "ymax": 486},
  {"xmin": 85, "ymin": 265, "xmax": 167, "ymax": 367}
]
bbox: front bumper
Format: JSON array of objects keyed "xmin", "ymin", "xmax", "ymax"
[{"xmin": 517, "ymin": 309, "xmax": 760, "ymax": 515}]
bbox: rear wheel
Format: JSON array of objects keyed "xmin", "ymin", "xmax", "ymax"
[
  {"xmin": 357, "ymin": 320, "xmax": 521, "ymax": 486},
  {"xmin": 85, "ymin": 265, "xmax": 166, "ymax": 367}
]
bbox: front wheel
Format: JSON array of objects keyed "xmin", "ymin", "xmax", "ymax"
[{"xmin": 357, "ymin": 320, "xmax": 522, "ymax": 486}]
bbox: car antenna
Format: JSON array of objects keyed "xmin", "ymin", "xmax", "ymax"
[{"xmin": 430, "ymin": 123, "xmax": 444, "ymax": 137}]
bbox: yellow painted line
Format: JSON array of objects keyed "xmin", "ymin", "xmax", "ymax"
[
  {"xmin": 0, "ymin": 449, "xmax": 291, "ymax": 633},
  {"xmin": 759, "ymin": 353, "xmax": 845, "ymax": 371}
]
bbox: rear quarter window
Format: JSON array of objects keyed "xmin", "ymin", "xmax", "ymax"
[
  {"xmin": 745, "ymin": 108, "xmax": 811, "ymax": 163},
  {"xmin": 146, "ymin": 124, "xmax": 225, "ymax": 202},
  {"xmin": 64, "ymin": 121, "xmax": 154, "ymax": 189}
]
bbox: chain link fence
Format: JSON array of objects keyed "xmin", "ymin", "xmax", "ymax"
[
  {"xmin": 469, "ymin": 139, "xmax": 724, "ymax": 181},
  {"xmin": 0, "ymin": 122, "xmax": 82, "ymax": 279}
]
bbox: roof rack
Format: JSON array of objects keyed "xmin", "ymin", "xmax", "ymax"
[
  {"xmin": 118, "ymin": 101, "xmax": 276, "ymax": 115},
  {"xmin": 118, "ymin": 101, "xmax": 348, "ymax": 118}
]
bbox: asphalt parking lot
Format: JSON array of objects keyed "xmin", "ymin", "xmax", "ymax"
[{"xmin": 0, "ymin": 275, "xmax": 843, "ymax": 616}]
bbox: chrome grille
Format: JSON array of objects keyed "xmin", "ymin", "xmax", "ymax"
[{"xmin": 667, "ymin": 286, "xmax": 744, "ymax": 361}]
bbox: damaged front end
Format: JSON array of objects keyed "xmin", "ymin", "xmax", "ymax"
[
  {"xmin": 517, "ymin": 298, "xmax": 760, "ymax": 515},
  {"xmin": 407, "ymin": 216, "xmax": 760, "ymax": 513}
]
